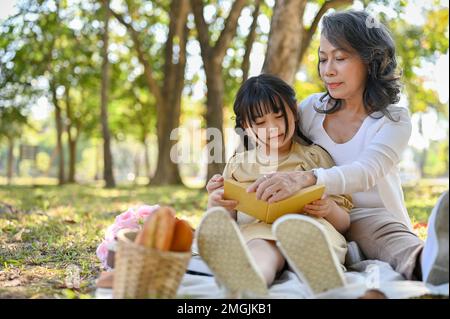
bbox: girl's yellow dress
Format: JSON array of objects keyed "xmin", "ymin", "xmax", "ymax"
[{"xmin": 222, "ymin": 141, "xmax": 353, "ymax": 265}]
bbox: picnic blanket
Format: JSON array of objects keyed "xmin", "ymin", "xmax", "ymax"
[{"xmin": 95, "ymin": 241, "xmax": 449, "ymax": 299}]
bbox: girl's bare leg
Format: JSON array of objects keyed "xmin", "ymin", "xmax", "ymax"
[{"xmin": 247, "ymin": 239, "xmax": 286, "ymax": 286}]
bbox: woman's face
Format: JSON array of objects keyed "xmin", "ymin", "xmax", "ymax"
[
  {"xmin": 245, "ymin": 106, "xmax": 296, "ymax": 151},
  {"xmin": 319, "ymin": 35, "xmax": 368, "ymax": 102}
]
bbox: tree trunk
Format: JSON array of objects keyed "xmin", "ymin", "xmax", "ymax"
[
  {"xmin": 111, "ymin": 0, "xmax": 189, "ymax": 186},
  {"xmin": 65, "ymin": 87, "xmax": 77, "ymax": 184},
  {"xmin": 67, "ymin": 137, "xmax": 77, "ymax": 183},
  {"xmin": 262, "ymin": 0, "xmax": 352, "ymax": 84},
  {"xmin": 6, "ymin": 137, "xmax": 14, "ymax": 185},
  {"xmin": 262, "ymin": 0, "xmax": 307, "ymax": 84},
  {"xmin": 133, "ymin": 151, "xmax": 140, "ymax": 184},
  {"xmin": 143, "ymin": 137, "xmax": 151, "ymax": 181},
  {"xmin": 101, "ymin": 0, "xmax": 116, "ymax": 188},
  {"xmin": 151, "ymin": 99, "xmax": 183, "ymax": 185},
  {"xmin": 205, "ymin": 64, "xmax": 226, "ymax": 182},
  {"xmin": 150, "ymin": 0, "xmax": 189, "ymax": 186},
  {"xmin": 190, "ymin": 0, "xmax": 247, "ymax": 182},
  {"xmin": 241, "ymin": 0, "xmax": 261, "ymax": 82},
  {"xmin": 95, "ymin": 140, "xmax": 101, "ymax": 180},
  {"xmin": 50, "ymin": 83, "xmax": 65, "ymax": 185}
]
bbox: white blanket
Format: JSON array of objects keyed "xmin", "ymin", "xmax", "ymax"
[{"xmin": 96, "ymin": 258, "xmax": 449, "ymax": 299}]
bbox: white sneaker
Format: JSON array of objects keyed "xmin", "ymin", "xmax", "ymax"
[
  {"xmin": 197, "ymin": 207, "xmax": 268, "ymax": 297},
  {"xmin": 273, "ymin": 214, "xmax": 346, "ymax": 296},
  {"xmin": 421, "ymin": 191, "xmax": 449, "ymax": 285}
]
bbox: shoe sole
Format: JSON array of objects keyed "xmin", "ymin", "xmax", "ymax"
[
  {"xmin": 197, "ymin": 207, "xmax": 268, "ymax": 297},
  {"xmin": 426, "ymin": 191, "xmax": 449, "ymax": 285},
  {"xmin": 273, "ymin": 215, "xmax": 346, "ymax": 295}
]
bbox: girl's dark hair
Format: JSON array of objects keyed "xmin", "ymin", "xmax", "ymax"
[
  {"xmin": 318, "ymin": 10, "xmax": 402, "ymax": 120},
  {"xmin": 233, "ymin": 73, "xmax": 312, "ymax": 151}
]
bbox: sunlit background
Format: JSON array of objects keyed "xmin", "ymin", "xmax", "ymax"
[{"xmin": 0, "ymin": 0, "xmax": 448, "ymax": 186}]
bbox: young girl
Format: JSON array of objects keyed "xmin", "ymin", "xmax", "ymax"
[{"xmin": 196, "ymin": 74, "xmax": 353, "ymax": 297}]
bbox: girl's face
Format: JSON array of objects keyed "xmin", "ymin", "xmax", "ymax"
[
  {"xmin": 245, "ymin": 106, "xmax": 296, "ymax": 151},
  {"xmin": 319, "ymin": 35, "xmax": 368, "ymax": 102}
]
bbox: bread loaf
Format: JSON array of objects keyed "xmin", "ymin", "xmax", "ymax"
[
  {"xmin": 134, "ymin": 206, "xmax": 193, "ymax": 253},
  {"xmin": 153, "ymin": 207, "xmax": 176, "ymax": 251},
  {"xmin": 134, "ymin": 206, "xmax": 176, "ymax": 250},
  {"xmin": 170, "ymin": 218, "xmax": 194, "ymax": 252},
  {"xmin": 134, "ymin": 211, "xmax": 159, "ymax": 248}
]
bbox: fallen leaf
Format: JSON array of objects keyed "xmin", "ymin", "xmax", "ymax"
[{"xmin": 13, "ymin": 229, "xmax": 26, "ymax": 242}]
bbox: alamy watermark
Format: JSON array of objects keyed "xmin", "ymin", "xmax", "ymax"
[{"xmin": 169, "ymin": 122, "xmax": 283, "ymax": 173}]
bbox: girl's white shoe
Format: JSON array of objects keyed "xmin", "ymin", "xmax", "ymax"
[
  {"xmin": 273, "ymin": 214, "xmax": 346, "ymax": 296},
  {"xmin": 197, "ymin": 207, "xmax": 268, "ymax": 297}
]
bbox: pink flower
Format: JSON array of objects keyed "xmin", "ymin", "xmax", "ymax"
[
  {"xmin": 104, "ymin": 210, "xmax": 139, "ymax": 242},
  {"xmin": 96, "ymin": 204, "xmax": 160, "ymax": 269},
  {"xmin": 96, "ymin": 241, "xmax": 109, "ymax": 268},
  {"xmin": 114, "ymin": 209, "xmax": 138, "ymax": 227}
]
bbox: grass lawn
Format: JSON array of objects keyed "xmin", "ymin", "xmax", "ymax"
[{"xmin": 0, "ymin": 178, "xmax": 448, "ymax": 298}]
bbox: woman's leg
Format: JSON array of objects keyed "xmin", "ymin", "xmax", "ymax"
[
  {"xmin": 247, "ymin": 239, "xmax": 285, "ymax": 286},
  {"xmin": 346, "ymin": 208, "xmax": 423, "ymax": 280}
]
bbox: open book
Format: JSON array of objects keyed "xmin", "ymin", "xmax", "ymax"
[{"xmin": 223, "ymin": 179, "xmax": 325, "ymax": 224}]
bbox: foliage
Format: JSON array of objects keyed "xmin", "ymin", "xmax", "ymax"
[{"xmin": 1, "ymin": 0, "xmax": 448, "ymax": 182}]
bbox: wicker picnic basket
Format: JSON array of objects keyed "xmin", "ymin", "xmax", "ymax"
[{"xmin": 113, "ymin": 229, "xmax": 191, "ymax": 299}]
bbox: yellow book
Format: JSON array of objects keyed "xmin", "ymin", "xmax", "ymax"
[{"xmin": 223, "ymin": 179, "xmax": 325, "ymax": 224}]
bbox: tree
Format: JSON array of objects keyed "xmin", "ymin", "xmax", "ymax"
[
  {"xmin": 262, "ymin": 0, "xmax": 352, "ymax": 85},
  {"xmin": 49, "ymin": 80, "xmax": 65, "ymax": 184},
  {"xmin": 108, "ymin": 74, "xmax": 157, "ymax": 183},
  {"xmin": 100, "ymin": 0, "xmax": 116, "ymax": 188},
  {"xmin": 1, "ymin": 0, "xmax": 67, "ymax": 184},
  {"xmin": 0, "ymin": 88, "xmax": 31, "ymax": 184},
  {"xmin": 110, "ymin": 0, "xmax": 190, "ymax": 185},
  {"xmin": 190, "ymin": 0, "xmax": 248, "ymax": 180},
  {"xmin": 0, "ymin": 0, "xmax": 103, "ymax": 184},
  {"xmin": 241, "ymin": 0, "xmax": 261, "ymax": 83}
]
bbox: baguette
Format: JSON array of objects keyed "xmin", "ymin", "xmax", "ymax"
[
  {"xmin": 153, "ymin": 207, "xmax": 176, "ymax": 251},
  {"xmin": 134, "ymin": 212, "xmax": 158, "ymax": 248},
  {"xmin": 134, "ymin": 206, "xmax": 176, "ymax": 250}
]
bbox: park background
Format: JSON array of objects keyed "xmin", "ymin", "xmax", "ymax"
[{"xmin": 0, "ymin": 0, "xmax": 448, "ymax": 298}]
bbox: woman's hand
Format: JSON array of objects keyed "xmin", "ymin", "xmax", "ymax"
[
  {"xmin": 207, "ymin": 188, "xmax": 239, "ymax": 211},
  {"xmin": 206, "ymin": 174, "xmax": 224, "ymax": 194},
  {"xmin": 246, "ymin": 171, "xmax": 317, "ymax": 203},
  {"xmin": 303, "ymin": 195, "xmax": 337, "ymax": 218}
]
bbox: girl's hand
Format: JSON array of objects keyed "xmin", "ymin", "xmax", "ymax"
[
  {"xmin": 207, "ymin": 188, "xmax": 239, "ymax": 211},
  {"xmin": 303, "ymin": 195, "xmax": 338, "ymax": 218},
  {"xmin": 206, "ymin": 174, "xmax": 224, "ymax": 194}
]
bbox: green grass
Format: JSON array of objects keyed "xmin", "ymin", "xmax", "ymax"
[
  {"xmin": 0, "ymin": 179, "xmax": 448, "ymax": 298},
  {"xmin": 0, "ymin": 182, "xmax": 207, "ymax": 298}
]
